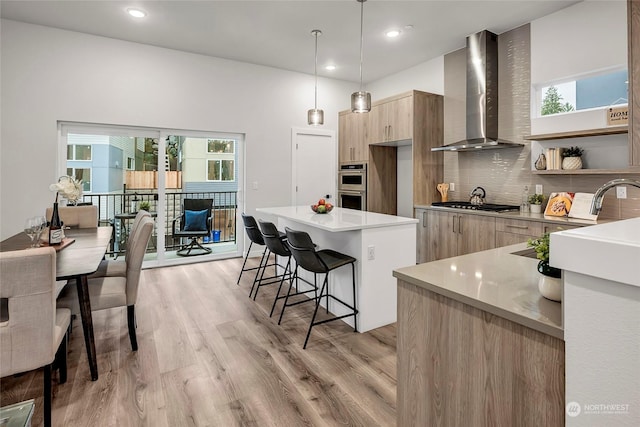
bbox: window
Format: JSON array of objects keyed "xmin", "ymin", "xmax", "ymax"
[
  {"xmin": 67, "ymin": 144, "xmax": 92, "ymax": 160},
  {"xmin": 207, "ymin": 160, "xmax": 234, "ymax": 181},
  {"xmin": 207, "ymin": 139, "xmax": 235, "ymax": 154},
  {"xmin": 537, "ymin": 69, "xmax": 628, "ymax": 117},
  {"xmin": 126, "ymin": 157, "xmax": 135, "ymax": 170},
  {"xmin": 66, "ymin": 167, "xmax": 91, "ymax": 192}
]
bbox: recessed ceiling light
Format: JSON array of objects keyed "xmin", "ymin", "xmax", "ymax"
[
  {"xmin": 385, "ymin": 30, "xmax": 401, "ymax": 38},
  {"xmin": 127, "ymin": 8, "xmax": 147, "ymax": 18},
  {"xmin": 325, "ymin": 65, "xmax": 336, "ymax": 71}
]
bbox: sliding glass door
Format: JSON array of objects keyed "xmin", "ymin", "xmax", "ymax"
[{"xmin": 58, "ymin": 123, "xmax": 243, "ymax": 267}]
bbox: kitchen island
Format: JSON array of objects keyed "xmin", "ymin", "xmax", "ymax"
[
  {"xmin": 256, "ymin": 206, "xmax": 417, "ymax": 332},
  {"xmin": 393, "ymin": 243, "xmax": 564, "ymax": 426}
]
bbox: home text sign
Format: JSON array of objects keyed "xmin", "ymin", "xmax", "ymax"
[{"xmin": 607, "ymin": 105, "xmax": 628, "ymax": 126}]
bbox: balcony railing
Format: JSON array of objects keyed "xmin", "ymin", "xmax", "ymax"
[{"xmin": 79, "ymin": 190, "xmax": 237, "ymax": 255}]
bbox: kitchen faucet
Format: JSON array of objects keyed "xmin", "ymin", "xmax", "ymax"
[{"xmin": 590, "ymin": 178, "xmax": 640, "ymax": 214}]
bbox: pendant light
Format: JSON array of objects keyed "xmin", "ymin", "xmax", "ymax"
[
  {"xmin": 307, "ymin": 29, "xmax": 324, "ymax": 125},
  {"xmin": 351, "ymin": 0, "xmax": 371, "ymax": 113}
]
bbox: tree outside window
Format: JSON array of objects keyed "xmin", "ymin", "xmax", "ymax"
[{"xmin": 541, "ymin": 86, "xmax": 575, "ymax": 116}]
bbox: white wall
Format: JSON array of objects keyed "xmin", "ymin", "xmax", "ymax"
[
  {"xmin": 530, "ymin": 0, "xmax": 627, "ymax": 134},
  {"xmin": 0, "ymin": 19, "xmax": 357, "ymax": 239},
  {"xmin": 366, "ymin": 56, "xmax": 444, "ymax": 100}
]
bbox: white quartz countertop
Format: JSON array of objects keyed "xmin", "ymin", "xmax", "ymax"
[
  {"xmin": 551, "ymin": 217, "xmax": 640, "ymax": 287},
  {"xmin": 256, "ymin": 206, "xmax": 418, "ymax": 232},
  {"xmin": 393, "ymin": 243, "xmax": 563, "ymax": 339}
]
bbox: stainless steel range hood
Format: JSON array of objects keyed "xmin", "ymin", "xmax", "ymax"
[{"xmin": 432, "ymin": 30, "xmax": 523, "ymax": 152}]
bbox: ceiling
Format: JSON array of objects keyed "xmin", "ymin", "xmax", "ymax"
[{"xmin": 0, "ymin": 0, "xmax": 580, "ymax": 83}]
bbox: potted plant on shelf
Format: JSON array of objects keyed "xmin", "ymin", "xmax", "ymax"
[
  {"xmin": 528, "ymin": 194, "xmax": 544, "ymax": 213},
  {"xmin": 562, "ymin": 146, "xmax": 584, "ymax": 170},
  {"xmin": 527, "ymin": 232, "xmax": 562, "ymax": 302},
  {"xmin": 138, "ymin": 201, "xmax": 151, "ymax": 211}
]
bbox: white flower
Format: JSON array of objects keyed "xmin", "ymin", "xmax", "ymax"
[{"xmin": 50, "ymin": 176, "xmax": 83, "ymax": 202}]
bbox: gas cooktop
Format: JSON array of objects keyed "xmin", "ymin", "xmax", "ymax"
[{"xmin": 431, "ymin": 201, "xmax": 520, "ymax": 212}]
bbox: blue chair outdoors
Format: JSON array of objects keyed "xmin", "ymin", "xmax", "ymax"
[{"xmin": 172, "ymin": 198, "xmax": 213, "ymax": 256}]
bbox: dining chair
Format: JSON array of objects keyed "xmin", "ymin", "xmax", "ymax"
[
  {"xmin": 57, "ymin": 216, "xmax": 153, "ymax": 351},
  {"xmin": 45, "ymin": 205, "xmax": 98, "ymax": 229},
  {"xmin": 89, "ymin": 210, "xmax": 151, "ymax": 279},
  {"xmin": 0, "ymin": 247, "xmax": 71, "ymax": 427}
]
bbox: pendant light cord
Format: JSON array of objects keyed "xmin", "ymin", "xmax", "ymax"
[
  {"xmin": 314, "ymin": 30, "xmax": 319, "ymax": 110},
  {"xmin": 358, "ymin": 0, "xmax": 365, "ymax": 92}
]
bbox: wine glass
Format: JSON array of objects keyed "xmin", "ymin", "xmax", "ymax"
[
  {"xmin": 24, "ymin": 217, "xmax": 38, "ymax": 248},
  {"xmin": 33, "ymin": 216, "xmax": 47, "ymax": 247}
]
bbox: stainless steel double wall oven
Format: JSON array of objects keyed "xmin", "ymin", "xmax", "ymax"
[{"xmin": 338, "ymin": 163, "xmax": 367, "ymax": 210}]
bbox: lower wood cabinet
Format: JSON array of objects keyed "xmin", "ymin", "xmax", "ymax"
[
  {"xmin": 416, "ymin": 208, "xmax": 588, "ymax": 263},
  {"xmin": 495, "ymin": 218, "xmax": 543, "ymax": 247},
  {"xmin": 416, "ymin": 209, "xmax": 496, "ymax": 263}
]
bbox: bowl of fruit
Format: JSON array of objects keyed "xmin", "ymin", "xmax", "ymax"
[{"xmin": 311, "ymin": 198, "xmax": 333, "ymax": 214}]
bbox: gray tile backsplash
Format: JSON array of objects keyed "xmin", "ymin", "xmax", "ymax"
[{"xmin": 442, "ymin": 24, "xmax": 640, "ymax": 220}]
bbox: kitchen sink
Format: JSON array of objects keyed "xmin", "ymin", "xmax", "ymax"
[{"xmin": 511, "ymin": 248, "xmax": 538, "ymax": 259}]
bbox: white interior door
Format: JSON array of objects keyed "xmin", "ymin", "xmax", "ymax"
[{"xmin": 291, "ymin": 128, "xmax": 337, "ymax": 207}]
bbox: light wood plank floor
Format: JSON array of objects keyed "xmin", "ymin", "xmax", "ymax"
[{"xmin": 1, "ymin": 256, "xmax": 397, "ymax": 426}]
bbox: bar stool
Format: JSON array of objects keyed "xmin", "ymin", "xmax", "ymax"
[
  {"xmin": 284, "ymin": 227, "xmax": 358, "ymax": 349},
  {"xmin": 257, "ymin": 220, "xmax": 296, "ymax": 316},
  {"xmin": 237, "ymin": 214, "xmax": 284, "ymax": 298}
]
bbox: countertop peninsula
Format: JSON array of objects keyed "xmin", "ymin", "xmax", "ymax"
[
  {"xmin": 255, "ymin": 205, "xmax": 417, "ymax": 332},
  {"xmin": 393, "ymin": 242, "xmax": 563, "ymax": 339}
]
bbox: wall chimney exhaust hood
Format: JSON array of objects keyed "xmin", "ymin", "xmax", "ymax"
[{"xmin": 432, "ymin": 30, "xmax": 523, "ymax": 152}]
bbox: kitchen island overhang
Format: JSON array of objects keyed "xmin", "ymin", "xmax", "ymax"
[{"xmin": 256, "ymin": 206, "xmax": 418, "ymax": 332}]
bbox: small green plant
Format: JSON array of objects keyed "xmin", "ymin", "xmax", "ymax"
[
  {"xmin": 562, "ymin": 146, "xmax": 584, "ymax": 157},
  {"xmin": 528, "ymin": 194, "xmax": 544, "ymax": 205},
  {"xmin": 527, "ymin": 232, "xmax": 550, "ymax": 262},
  {"xmin": 138, "ymin": 201, "xmax": 151, "ymax": 211}
]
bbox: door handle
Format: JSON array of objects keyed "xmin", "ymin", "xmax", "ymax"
[
  {"xmin": 452, "ymin": 215, "xmax": 456, "ymax": 233},
  {"xmin": 458, "ymin": 216, "xmax": 462, "ymax": 234},
  {"xmin": 388, "ymin": 125, "xmax": 392, "ymax": 140},
  {"xmin": 422, "ymin": 211, "xmax": 427, "ymax": 227}
]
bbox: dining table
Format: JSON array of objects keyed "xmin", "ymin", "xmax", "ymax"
[{"xmin": 0, "ymin": 226, "xmax": 113, "ymax": 381}]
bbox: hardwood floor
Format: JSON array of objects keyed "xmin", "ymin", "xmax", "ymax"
[{"xmin": 1, "ymin": 256, "xmax": 397, "ymax": 426}]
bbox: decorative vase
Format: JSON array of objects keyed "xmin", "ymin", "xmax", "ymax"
[
  {"xmin": 534, "ymin": 153, "xmax": 546, "ymax": 170},
  {"xmin": 562, "ymin": 156, "xmax": 582, "ymax": 170},
  {"xmin": 537, "ymin": 261, "xmax": 562, "ymax": 302},
  {"xmin": 530, "ymin": 204, "xmax": 542, "ymax": 214}
]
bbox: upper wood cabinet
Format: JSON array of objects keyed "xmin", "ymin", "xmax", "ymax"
[
  {"xmin": 367, "ymin": 94, "xmax": 413, "ymax": 144},
  {"xmin": 338, "ymin": 90, "xmax": 443, "ymax": 214},
  {"xmin": 338, "ymin": 110, "xmax": 368, "ymax": 163}
]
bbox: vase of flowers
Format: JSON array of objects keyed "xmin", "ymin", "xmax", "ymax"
[
  {"xmin": 49, "ymin": 175, "xmax": 83, "ymax": 205},
  {"xmin": 562, "ymin": 146, "xmax": 584, "ymax": 170},
  {"xmin": 527, "ymin": 232, "xmax": 562, "ymax": 302},
  {"xmin": 528, "ymin": 194, "xmax": 544, "ymax": 213}
]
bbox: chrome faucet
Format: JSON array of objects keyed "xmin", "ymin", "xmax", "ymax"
[{"xmin": 590, "ymin": 178, "xmax": 640, "ymax": 214}]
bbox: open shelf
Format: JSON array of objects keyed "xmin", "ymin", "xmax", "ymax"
[
  {"xmin": 533, "ymin": 168, "xmax": 640, "ymax": 175},
  {"xmin": 525, "ymin": 127, "xmax": 628, "ymax": 141}
]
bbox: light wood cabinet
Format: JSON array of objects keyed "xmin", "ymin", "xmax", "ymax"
[
  {"xmin": 338, "ymin": 90, "xmax": 443, "ymax": 215},
  {"xmin": 421, "ymin": 210, "xmax": 496, "ymax": 262},
  {"xmin": 338, "ymin": 110, "xmax": 367, "ymax": 163},
  {"xmin": 495, "ymin": 218, "xmax": 543, "ymax": 247},
  {"xmin": 367, "ymin": 95, "xmax": 413, "ymax": 144},
  {"xmin": 398, "ymin": 280, "xmax": 565, "ymax": 426},
  {"xmin": 629, "ymin": 0, "xmax": 640, "ymax": 166}
]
